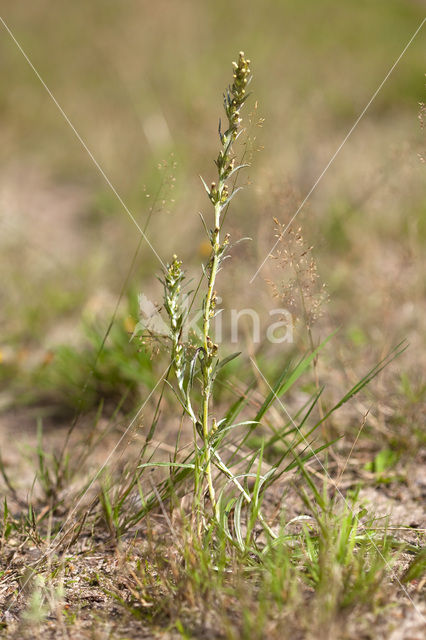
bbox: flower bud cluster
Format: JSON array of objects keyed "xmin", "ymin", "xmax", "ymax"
[{"xmin": 162, "ymin": 255, "xmax": 186, "ymax": 386}]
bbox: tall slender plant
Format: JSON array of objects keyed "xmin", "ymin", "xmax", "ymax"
[{"xmin": 161, "ymin": 52, "xmax": 251, "ymax": 519}]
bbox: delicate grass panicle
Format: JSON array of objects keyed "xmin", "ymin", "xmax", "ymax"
[{"xmin": 269, "ymin": 218, "xmax": 329, "ymax": 330}]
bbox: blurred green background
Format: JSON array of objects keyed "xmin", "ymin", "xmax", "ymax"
[{"xmin": 0, "ymin": 0, "xmax": 424, "ymax": 416}]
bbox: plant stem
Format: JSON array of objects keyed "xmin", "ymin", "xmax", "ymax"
[
  {"xmin": 198, "ymin": 52, "xmax": 251, "ymax": 520},
  {"xmin": 201, "ymin": 202, "xmax": 222, "ymax": 517}
]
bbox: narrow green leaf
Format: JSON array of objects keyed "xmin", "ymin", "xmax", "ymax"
[
  {"xmin": 216, "ymin": 351, "xmax": 241, "ymax": 372},
  {"xmin": 138, "ymin": 462, "xmax": 196, "ymax": 469},
  {"xmin": 254, "ymin": 332, "xmax": 336, "ymax": 423}
]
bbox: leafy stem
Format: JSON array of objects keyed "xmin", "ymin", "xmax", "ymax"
[{"xmin": 199, "ymin": 51, "xmax": 251, "ymax": 518}]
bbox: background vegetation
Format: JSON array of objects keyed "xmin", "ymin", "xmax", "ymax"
[{"xmin": 0, "ymin": 1, "xmax": 424, "ymax": 638}]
